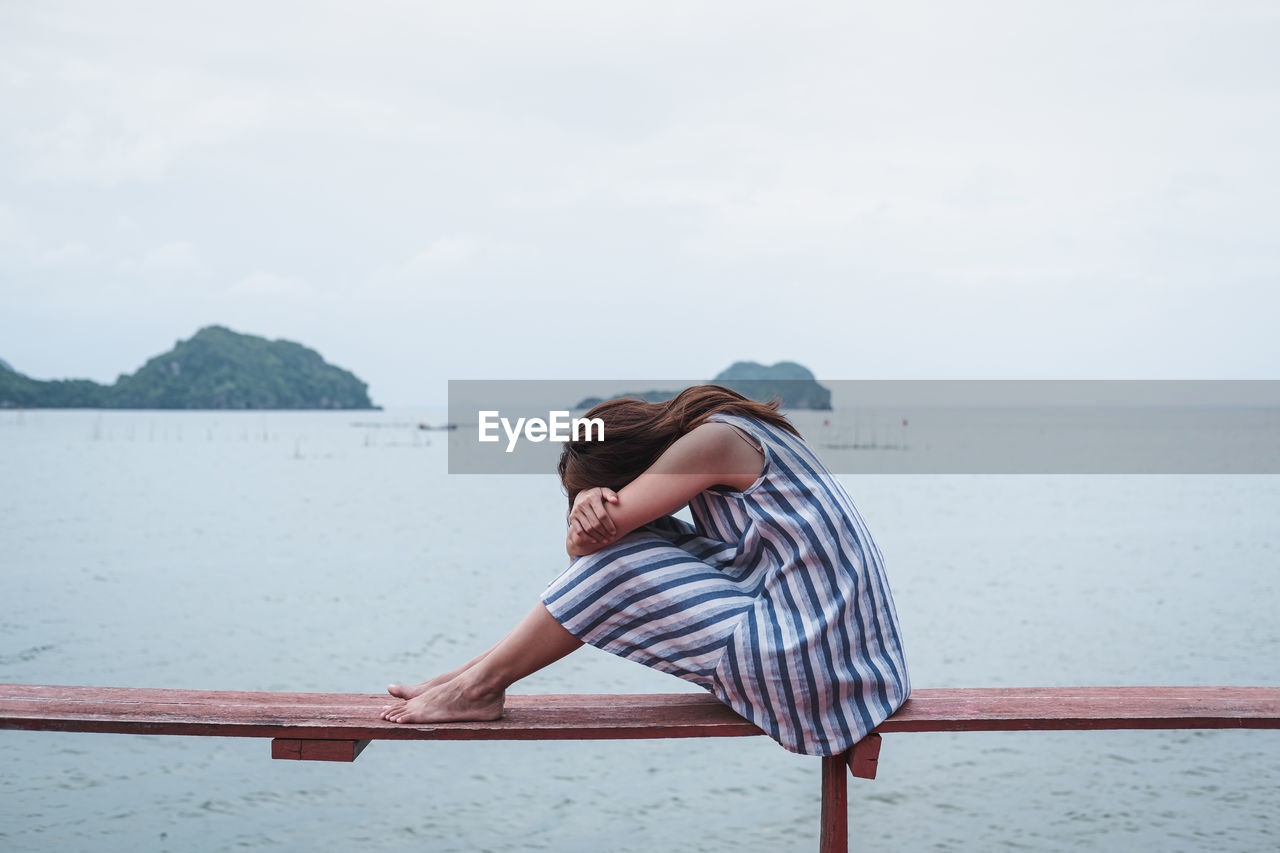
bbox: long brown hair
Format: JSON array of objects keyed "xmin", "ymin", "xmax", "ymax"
[{"xmin": 558, "ymin": 384, "xmax": 800, "ymax": 510}]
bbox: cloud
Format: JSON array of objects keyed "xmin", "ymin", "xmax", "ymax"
[
  {"xmin": 0, "ymin": 201, "xmax": 26, "ymax": 248},
  {"xmin": 2, "ymin": 0, "xmax": 1278, "ymax": 401},
  {"xmin": 403, "ymin": 237, "xmax": 483, "ymax": 276},
  {"xmin": 36, "ymin": 241, "xmax": 89, "ymax": 266},
  {"xmin": 138, "ymin": 241, "xmax": 201, "ymax": 275},
  {"xmin": 228, "ymin": 270, "xmax": 313, "ymax": 301},
  {"xmin": 17, "ymin": 56, "xmax": 274, "ymax": 185}
]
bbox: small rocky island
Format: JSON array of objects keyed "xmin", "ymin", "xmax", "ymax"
[
  {"xmin": 574, "ymin": 361, "xmax": 832, "ymax": 410},
  {"xmin": 0, "ymin": 325, "xmax": 376, "ymax": 409}
]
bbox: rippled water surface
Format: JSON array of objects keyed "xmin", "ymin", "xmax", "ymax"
[{"xmin": 2, "ymin": 409, "xmax": 1277, "ymax": 851}]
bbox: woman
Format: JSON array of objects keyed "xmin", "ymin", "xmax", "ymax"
[{"xmin": 381, "ymin": 385, "xmax": 910, "ymax": 757}]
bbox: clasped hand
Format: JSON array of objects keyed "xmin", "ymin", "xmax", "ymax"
[{"xmin": 569, "ymin": 486, "xmax": 620, "ymax": 545}]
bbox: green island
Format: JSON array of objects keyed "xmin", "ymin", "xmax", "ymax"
[
  {"xmin": 574, "ymin": 361, "xmax": 832, "ymax": 410},
  {"xmin": 0, "ymin": 325, "xmax": 376, "ymax": 410}
]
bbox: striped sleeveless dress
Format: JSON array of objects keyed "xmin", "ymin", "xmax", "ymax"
[{"xmin": 540, "ymin": 412, "xmax": 910, "ymax": 757}]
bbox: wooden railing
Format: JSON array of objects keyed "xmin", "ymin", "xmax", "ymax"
[{"xmin": 3, "ymin": 684, "xmax": 1279, "ymax": 852}]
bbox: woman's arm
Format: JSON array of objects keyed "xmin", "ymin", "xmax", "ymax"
[{"xmin": 565, "ymin": 422, "xmax": 763, "ymax": 558}]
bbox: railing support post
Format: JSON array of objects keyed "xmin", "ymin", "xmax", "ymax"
[{"xmin": 819, "ymin": 749, "xmax": 849, "ymax": 853}]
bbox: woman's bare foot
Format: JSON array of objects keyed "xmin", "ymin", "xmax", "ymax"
[
  {"xmin": 385, "ymin": 671, "xmax": 456, "ymax": 700},
  {"xmin": 381, "ymin": 603, "xmax": 579, "ymax": 724},
  {"xmin": 380, "ymin": 673, "xmax": 505, "ymax": 724},
  {"xmin": 386, "ymin": 648, "xmax": 496, "ymax": 699}
]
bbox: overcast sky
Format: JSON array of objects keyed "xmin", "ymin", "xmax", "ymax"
[{"xmin": 2, "ymin": 1, "xmax": 1277, "ymax": 406}]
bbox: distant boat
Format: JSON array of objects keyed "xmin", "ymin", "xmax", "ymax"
[{"xmin": 418, "ymin": 422, "xmax": 458, "ymax": 431}]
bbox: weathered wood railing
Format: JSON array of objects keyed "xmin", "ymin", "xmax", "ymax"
[{"xmin": 3, "ymin": 684, "xmax": 1279, "ymax": 852}]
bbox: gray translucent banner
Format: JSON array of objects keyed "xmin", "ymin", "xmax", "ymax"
[{"xmin": 446, "ymin": 380, "xmax": 1280, "ymax": 474}]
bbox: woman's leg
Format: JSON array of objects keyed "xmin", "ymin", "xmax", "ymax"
[
  {"xmin": 385, "ymin": 605, "xmax": 561, "ymax": 699},
  {"xmin": 380, "ymin": 602, "xmax": 583, "ymax": 724}
]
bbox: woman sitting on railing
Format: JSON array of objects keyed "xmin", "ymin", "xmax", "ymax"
[{"xmin": 381, "ymin": 385, "xmax": 911, "ymax": 757}]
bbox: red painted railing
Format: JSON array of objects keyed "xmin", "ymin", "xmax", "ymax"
[{"xmin": 4, "ymin": 684, "xmax": 1279, "ymax": 852}]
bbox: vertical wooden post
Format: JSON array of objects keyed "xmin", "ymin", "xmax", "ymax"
[{"xmin": 819, "ymin": 750, "xmax": 849, "ymax": 853}]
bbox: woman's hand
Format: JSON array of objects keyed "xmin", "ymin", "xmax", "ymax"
[{"xmin": 569, "ymin": 486, "xmax": 619, "ymax": 545}]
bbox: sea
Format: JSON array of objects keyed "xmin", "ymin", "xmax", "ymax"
[{"xmin": 1, "ymin": 408, "xmax": 1277, "ymax": 852}]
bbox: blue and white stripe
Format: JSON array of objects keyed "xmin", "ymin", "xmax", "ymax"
[{"xmin": 541, "ymin": 413, "xmax": 910, "ymax": 756}]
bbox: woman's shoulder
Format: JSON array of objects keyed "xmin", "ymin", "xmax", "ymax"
[
  {"xmin": 659, "ymin": 419, "xmax": 751, "ymax": 457},
  {"xmin": 704, "ymin": 412, "xmax": 791, "ymax": 447},
  {"xmin": 679, "ymin": 418, "xmax": 760, "ymax": 454},
  {"xmin": 705, "ymin": 412, "xmax": 825, "ymax": 476},
  {"xmin": 684, "ymin": 418, "xmax": 768, "ymax": 494},
  {"xmin": 700, "ymin": 413, "xmax": 764, "ymax": 443}
]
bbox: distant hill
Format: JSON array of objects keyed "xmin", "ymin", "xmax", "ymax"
[
  {"xmin": 0, "ymin": 357, "xmax": 11, "ymax": 372},
  {"xmin": 711, "ymin": 360, "xmax": 831, "ymax": 409},
  {"xmin": 0, "ymin": 326, "xmax": 376, "ymax": 410},
  {"xmin": 573, "ymin": 361, "xmax": 832, "ymax": 410}
]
